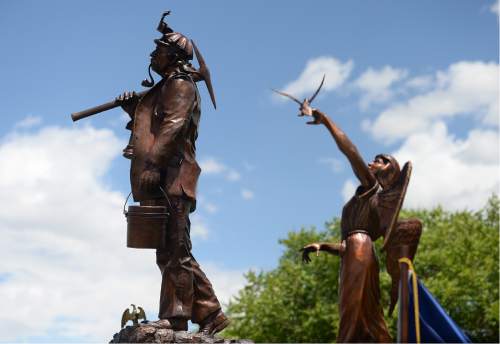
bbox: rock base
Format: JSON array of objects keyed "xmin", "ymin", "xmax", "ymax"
[{"xmin": 110, "ymin": 322, "xmax": 252, "ymax": 343}]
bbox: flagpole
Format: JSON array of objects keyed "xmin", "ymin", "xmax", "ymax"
[{"xmin": 397, "ymin": 245, "xmax": 410, "ymax": 343}]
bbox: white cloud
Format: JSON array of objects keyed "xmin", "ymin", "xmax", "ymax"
[
  {"xmin": 364, "ymin": 61, "xmax": 499, "ymax": 143},
  {"xmin": 277, "ymin": 56, "xmax": 353, "ymax": 100},
  {"xmin": 354, "ymin": 66, "xmax": 408, "ymax": 110},
  {"xmin": 0, "ymin": 125, "xmax": 245, "ymax": 341},
  {"xmin": 341, "ymin": 179, "xmax": 357, "ymax": 203},
  {"xmin": 200, "ymin": 157, "xmax": 227, "ymax": 174},
  {"xmin": 0, "ymin": 126, "xmax": 124, "ymax": 237},
  {"xmin": 405, "ymin": 75, "xmax": 434, "ymax": 91},
  {"xmin": 490, "ymin": 0, "xmax": 499, "ymax": 15},
  {"xmin": 226, "ymin": 169, "xmax": 241, "ymax": 182},
  {"xmin": 318, "ymin": 157, "xmax": 343, "ymax": 173},
  {"xmin": 108, "ymin": 111, "xmax": 133, "ymax": 128},
  {"xmin": 199, "ymin": 157, "xmax": 241, "ymax": 182},
  {"xmin": 241, "ymin": 188, "xmax": 254, "ymax": 200},
  {"xmin": 393, "ymin": 122, "xmax": 499, "ymax": 211},
  {"xmin": 197, "ymin": 195, "xmax": 219, "ymax": 215},
  {"xmin": 190, "ymin": 214, "xmax": 209, "ymax": 240},
  {"xmin": 356, "ymin": 60, "xmax": 499, "ymax": 211},
  {"xmin": 204, "ymin": 202, "xmax": 218, "ymax": 214},
  {"xmin": 14, "ymin": 115, "xmax": 42, "ymax": 129}
]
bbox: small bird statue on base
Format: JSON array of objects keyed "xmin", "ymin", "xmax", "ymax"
[{"xmin": 121, "ymin": 304, "xmax": 147, "ymax": 328}]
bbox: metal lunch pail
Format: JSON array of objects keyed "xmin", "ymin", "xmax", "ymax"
[{"xmin": 123, "ymin": 190, "xmax": 170, "ymax": 249}]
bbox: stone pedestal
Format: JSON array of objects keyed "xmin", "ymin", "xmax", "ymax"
[{"xmin": 110, "ymin": 322, "xmax": 253, "ymax": 344}]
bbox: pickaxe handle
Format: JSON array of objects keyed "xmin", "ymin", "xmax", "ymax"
[{"xmin": 71, "ymin": 90, "xmax": 148, "ymax": 122}]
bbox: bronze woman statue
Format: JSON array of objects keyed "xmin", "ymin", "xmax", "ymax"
[{"xmin": 296, "ymin": 100, "xmax": 400, "ymax": 342}]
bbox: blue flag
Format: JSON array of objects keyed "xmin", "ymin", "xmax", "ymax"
[{"xmin": 408, "ymin": 276, "xmax": 471, "ymax": 343}]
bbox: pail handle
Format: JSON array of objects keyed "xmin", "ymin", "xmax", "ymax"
[
  {"xmin": 123, "ymin": 191, "xmax": 132, "ymax": 216},
  {"xmin": 159, "ymin": 186, "xmax": 173, "ymax": 210},
  {"xmin": 122, "ymin": 187, "xmax": 172, "ymax": 216}
]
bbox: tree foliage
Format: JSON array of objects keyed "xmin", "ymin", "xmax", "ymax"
[{"xmin": 223, "ymin": 196, "xmax": 499, "ymax": 343}]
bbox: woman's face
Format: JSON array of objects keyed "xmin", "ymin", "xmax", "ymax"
[
  {"xmin": 368, "ymin": 156, "xmax": 389, "ymax": 175},
  {"xmin": 369, "ymin": 155, "xmax": 401, "ymax": 188}
]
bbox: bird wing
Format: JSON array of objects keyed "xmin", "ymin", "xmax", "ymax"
[
  {"xmin": 385, "ymin": 218, "xmax": 423, "ymax": 315},
  {"xmin": 380, "ymin": 161, "xmax": 412, "ymax": 249},
  {"xmin": 271, "ymin": 89, "xmax": 302, "ymax": 105},
  {"xmin": 121, "ymin": 308, "xmax": 132, "ymax": 328},
  {"xmin": 308, "ymin": 74, "xmax": 325, "ymax": 103},
  {"xmin": 138, "ymin": 306, "xmax": 147, "ymax": 322}
]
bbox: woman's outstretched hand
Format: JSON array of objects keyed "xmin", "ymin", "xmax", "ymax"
[
  {"xmin": 300, "ymin": 101, "xmax": 324, "ymax": 125},
  {"xmin": 300, "ymin": 243, "xmax": 321, "ymax": 263}
]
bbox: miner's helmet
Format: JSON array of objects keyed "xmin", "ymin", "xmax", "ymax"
[{"xmin": 154, "ymin": 32, "xmax": 193, "ymax": 61}]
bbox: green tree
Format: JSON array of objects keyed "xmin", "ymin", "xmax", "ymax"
[{"xmin": 223, "ymin": 196, "xmax": 499, "ymax": 342}]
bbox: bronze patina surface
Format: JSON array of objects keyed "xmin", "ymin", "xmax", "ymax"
[
  {"xmin": 120, "ymin": 12, "xmax": 227, "ymax": 334},
  {"xmin": 277, "ymin": 79, "xmax": 421, "ymax": 342},
  {"xmin": 71, "ymin": 11, "xmax": 228, "ymax": 335}
]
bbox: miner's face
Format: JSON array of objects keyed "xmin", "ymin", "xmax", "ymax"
[{"xmin": 150, "ymin": 44, "xmax": 174, "ymax": 74}]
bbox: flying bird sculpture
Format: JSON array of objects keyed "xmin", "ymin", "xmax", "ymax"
[{"xmin": 272, "ymin": 75, "xmax": 325, "ymax": 119}]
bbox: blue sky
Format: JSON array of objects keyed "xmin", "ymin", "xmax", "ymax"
[{"xmin": 0, "ymin": 0, "xmax": 498, "ymax": 341}]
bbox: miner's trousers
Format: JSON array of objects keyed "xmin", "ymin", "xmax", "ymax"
[{"xmin": 150, "ymin": 196, "xmax": 221, "ymax": 324}]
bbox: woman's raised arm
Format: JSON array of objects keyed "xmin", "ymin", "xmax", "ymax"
[{"xmin": 307, "ymin": 107, "xmax": 376, "ymax": 188}]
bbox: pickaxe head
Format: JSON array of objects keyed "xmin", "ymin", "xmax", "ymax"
[{"xmin": 192, "ymin": 40, "xmax": 217, "ymax": 110}]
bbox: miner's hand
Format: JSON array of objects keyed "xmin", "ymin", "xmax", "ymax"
[
  {"xmin": 140, "ymin": 168, "xmax": 161, "ymax": 192},
  {"xmin": 116, "ymin": 91, "xmax": 139, "ymax": 116},
  {"xmin": 300, "ymin": 243, "xmax": 321, "ymax": 263}
]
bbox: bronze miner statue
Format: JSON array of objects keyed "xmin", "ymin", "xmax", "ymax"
[
  {"xmin": 275, "ymin": 78, "xmax": 421, "ymax": 343},
  {"xmin": 120, "ymin": 11, "xmax": 227, "ymax": 335},
  {"xmin": 71, "ymin": 11, "xmax": 228, "ymax": 335}
]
